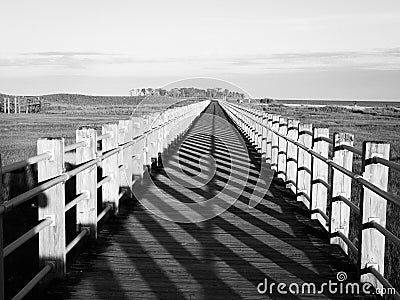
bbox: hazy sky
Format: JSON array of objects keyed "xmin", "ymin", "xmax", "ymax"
[{"xmin": 1, "ymin": 0, "xmax": 400, "ymax": 99}]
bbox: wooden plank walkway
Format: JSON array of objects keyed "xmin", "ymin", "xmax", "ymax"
[{"xmin": 43, "ymin": 102, "xmax": 370, "ymax": 299}]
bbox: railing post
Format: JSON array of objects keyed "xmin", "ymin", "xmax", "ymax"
[
  {"xmin": 266, "ymin": 114, "xmax": 273, "ymax": 165},
  {"xmin": 261, "ymin": 112, "xmax": 268, "ymax": 162},
  {"xmin": 256, "ymin": 111, "xmax": 263, "ymax": 151},
  {"xmin": 118, "ymin": 120, "xmax": 132, "ymax": 198},
  {"xmin": 76, "ymin": 128, "xmax": 98, "ymax": 239},
  {"xmin": 297, "ymin": 123, "xmax": 313, "ymax": 207},
  {"xmin": 254, "ymin": 111, "xmax": 259, "ymax": 148},
  {"xmin": 277, "ymin": 117, "xmax": 288, "ymax": 180},
  {"xmin": 244, "ymin": 113, "xmax": 250, "ymax": 141},
  {"xmin": 37, "ymin": 137, "xmax": 66, "ymax": 279},
  {"xmin": 0, "ymin": 154, "xmax": 4, "ymax": 300},
  {"xmin": 255, "ymin": 111, "xmax": 260, "ymax": 149},
  {"xmin": 101, "ymin": 124, "xmax": 120, "ymax": 214},
  {"xmin": 160, "ymin": 112, "xmax": 167, "ymax": 153},
  {"xmin": 127, "ymin": 119, "xmax": 135, "ymax": 190},
  {"xmin": 248, "ymin": 112, "xmax": 254, "ymax": 143},
  {"xmin": 142, "ymin": 115, "xmax": 150, "ymax": 168},
  {"xmin": 131, "ymin": 117, "xmax": 145, "ymax": 185},
  {"xmin": 330, "ymin": 133, "xmax": 354, "ymax": 253},
  {"xmin": 250, "ymin": 113, "xmax": 255, "ymax": 144},
  {"xmin": 157, "ymin": 114, "xmax": 164, "ymax": 166},
  {"xmin": 359, "ymin": 141, "xmax": 390, "ymax": 288},
  {"xmin": 271, "ymin": 115, "xmax": 280, "ymax": 172},
  {"xmin": 310, "ymin": 128, "xmax": 330, "ymax": 229},
  {"xmin": 146, "ymin": 115, "xmax": 155, "ymax": 168},
  {"xmin": 240, "ymin": 112, "xmax": 246, "ymax": 135},
  {"xmin": 245, "ymin": 114, "xmax": 251, "ymax": 140},
  {"xmin": 148, "ymin": 115, "xmax": 159, "ymax": 168},
  {"xmin": 169, "ymin": 110, "xmax": 177, "ymax": 146},
  {"xmin": 163, "ymin": 112, "xmax": 171, "ymax": 152},
  {"xmin": 286, "ymin": 119, "xmax": 299, "ymax": 193}
]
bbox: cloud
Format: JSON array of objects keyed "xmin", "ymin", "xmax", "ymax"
[
  {"xmin": 1, "ymin": 48, "xmax": 400, "ymax": 73},
  {"xmin": 228, "ymin": 48, "xmax": 400, "ymax": 71},
  {"xmin": 20, "ymin": 51, "xmax": 110, "ymax": 56},
  {"xmin": 0, "ymin": 51, "xmax": 132, "ymax": 69},
  {"xmin": 0, "ymin": 51, "xmax": 202, "ymax": 69}
]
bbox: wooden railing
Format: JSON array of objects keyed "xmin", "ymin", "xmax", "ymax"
[
  {"xmin": 0, "ymin": 100, "xmax": 210, "ymax": 300},
  {"xmin": 220, "ymin": 100, "xmax": 400, "ymax": 298}
]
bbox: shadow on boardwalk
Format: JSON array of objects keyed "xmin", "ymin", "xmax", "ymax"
[{"xmin": 42, "ymin": 102, "xmax": 371, "ymax": 300}]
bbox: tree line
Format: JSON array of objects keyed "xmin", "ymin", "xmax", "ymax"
[{"xmin": 132, "ymin": 87, "xmax": 246, "ymax": 99}]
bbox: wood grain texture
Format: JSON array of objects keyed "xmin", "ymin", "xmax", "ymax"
[
  {"xmin": 286, "ymin": 119, "xmax": 299, "ymax": 193},
  {"xmin": 37, "ymin": 138, "xmax": 66, "ymax": 279},
  {"xmin": 101, "ymin": 124, "xmax": 119, "ymax": 214},
  {"xmin": 76, "ymin": 128, "xmax": 98, "ymax": 239},
  {"xmin": 310, "ymin": 128, "xmax": 329, "ymax": 229},
  {"xmin": 360, "ymin": 142, "xmax": 390, "ymax": 289},
  {"xmin": 271, "ymin": 115, "xmax": 280, "ymax": 172},
  {"xmin": 330, "ymin": 133, "xmax": 354, "ymax": 254},
  {"xmin": 277, "ymin": 117, "xmax": 288, "ymax": 181},
  {"xmin": 297, "ymin": 123, "xmax": 313, "ymax": 208}
]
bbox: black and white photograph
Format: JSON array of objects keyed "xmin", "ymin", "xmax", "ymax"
[{"xmin": 1, "ymin": 1, "xmax": 400, "ymax": 299}]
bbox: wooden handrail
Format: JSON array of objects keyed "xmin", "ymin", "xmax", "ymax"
[
  {"xmin": 3, "ymin": 218, "xmax": 52, "ymax": 258},
  {"xmin": 11, "ymin": 264, "xmax": 53, "ymax": 300},
  {"xmin": 0, "ymin": 100, "xmax": 211, "ymax": 300},
  {"xmin": 2, "ymin": 152, "xmax": 52, "ymax": 174},
  {"xmin": 64, "ymin": 192, "xmax": 89, "ymax": 212},
  {"xmin": 330, "ymin": 231, "xmax": 358, "ymax": 254},
  {"xmin": 219, "ymin": 100, "xmax": 400, "ymax": 294},
  {"xmin": 64, "ymin": 141, "xmax": 87, "ymax": 153}
]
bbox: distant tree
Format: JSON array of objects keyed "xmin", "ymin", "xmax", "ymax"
[
  {"xmin": 215, "ymin": 88, "xmax": 222, "ymax": 99},
  {"xmin": 179, "ymin": 88, "xmax": 187, "ymax": 97},
  {"xmin": 223, "ymin": 89, "xmax": 229, "ymax": 99},
  {"xmin": 169, "ymin": 88, "xmax": 181, "ymax": 97}
]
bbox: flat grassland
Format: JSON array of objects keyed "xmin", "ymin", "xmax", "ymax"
[
  {"xmin": 253, "ymin": 103, "xmax": 400, "ymax": 291},
  {"xmin": 0, "ymin": 95, "xmax": 189, "ymax": 165}
]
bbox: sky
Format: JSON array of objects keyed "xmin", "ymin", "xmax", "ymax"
[{"xmin": 0, "ymin": 0, "xmax": 400, "ymax": 100}]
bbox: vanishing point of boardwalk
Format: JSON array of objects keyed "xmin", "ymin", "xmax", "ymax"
[{"xmin": 43, "ymin": 102, "xmax": 367, "ymax": 300}]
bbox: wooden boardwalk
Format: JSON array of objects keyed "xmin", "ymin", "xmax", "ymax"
[{"xmin": 43, "ymin": 102, "xmax": 368, "ymax": 299}]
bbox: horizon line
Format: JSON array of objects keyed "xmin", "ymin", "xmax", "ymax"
[{"xmin": 0, "ymin": 91, "xmax": 399, "ymax": 102}]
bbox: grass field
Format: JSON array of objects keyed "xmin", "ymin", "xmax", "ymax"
[
  {"xmin": 0, "ymin": 94, "xmax": 195, "ymax": 166},
  {"xmin": 250, "ymin": 102, "xmax": 400, "ymax": 292}
]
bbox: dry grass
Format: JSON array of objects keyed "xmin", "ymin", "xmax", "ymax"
[
  {"xmin": 0, "ymin": 113, "xmax": 126, "ymax": 166},
  {"xmin": 0, "ymin": 95, "xmax": 192, "ymax": 166}
]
